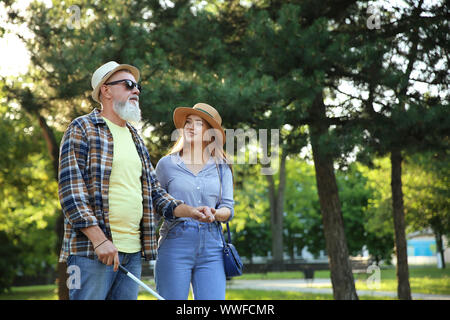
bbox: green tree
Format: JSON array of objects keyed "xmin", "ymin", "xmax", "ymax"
[
  {"xmin": 4, "ymin": 0, "xmax": 448, "ymax": 302},
  {"xmin": 285, "ymin": 159, "xmax": 378, "ymax": 261},
  {"xmin": 358, "ymin": 159, "xmax": 396, "ymax": 264},
  {"xmin": 359, "ymin": 152, "xmax": 450, "ymax": 268},
  {"xmin": 337, "ymin": 164, "xmax": 373, "ymax": 257},
  {"xmin": 284, "ymin": 158, "xmax": 322, "ymax": 259},
  {"xmin": 336, "ymin": 0, "xmax": 449, "ymax": 299},
  {"xmin": 404, "ymin": 152, "xmax": 450, "ymax": 268},
  {"xmin": 232, "ymin": 164, "xmax": 272, "ymax": 262},
  {"xmin": 0, "ymin": 102, "xmax": 59, "ymax": 293}
]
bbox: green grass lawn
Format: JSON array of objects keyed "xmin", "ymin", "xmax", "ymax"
[
  {"xmin": 1, "ymin": 266, "xmax": 448, "ymax": 300},
  {"xmin": 240, "ymin": 266, "xmax": 450, "ymax": 295},
  {"xmin": 138, "ymin": 289, "xmax": 392, "ymax": 300},
  {"xmin": 0, "ymin": 285, "xmax": 58, "ymax": 300},
  {"xmin": 0, "ymin": 285, "xmax": 390, "ymax": 300},
  {"xmin": 353, "ymin": 266, "xmax": 450, "ymax": 295}
]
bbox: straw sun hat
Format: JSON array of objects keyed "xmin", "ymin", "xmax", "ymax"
[
  {"xmin": 91, "ymin": 61, "xmax": 140, "ymax": 103},
  {"xmin": 173, "ymin": 103, "xmax": 226, "ymax": 145}
]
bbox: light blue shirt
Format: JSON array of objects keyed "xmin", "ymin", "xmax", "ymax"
[{"xmin": 155, "ymin": 153, "xmax": 235, "ymax": 241}]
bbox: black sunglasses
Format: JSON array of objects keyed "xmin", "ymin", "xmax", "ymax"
[{"xmin": 104, "ymin": 79, "xmax": 142, "ymax": 92}]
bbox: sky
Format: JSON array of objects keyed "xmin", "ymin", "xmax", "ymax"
[
  {"xmin": 0, "ymin": 0, "xmax": 41, "ymax": 77},
  {"xmin": 0, "ymin": 33, "xmax": 30, "ymax": 76}
]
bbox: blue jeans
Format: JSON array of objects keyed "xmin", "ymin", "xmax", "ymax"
[
  {"xmin": 155, "ymin": 220, "xmax": 226, "ymax": 300},
  {"xmin": 67, "ymin": 251, "xmax": 142, "ymax": 300}
]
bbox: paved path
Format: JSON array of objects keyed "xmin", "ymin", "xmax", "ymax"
[{"xmin": 226, "ymin": 279, "xmax": 450, "ymax": 300}]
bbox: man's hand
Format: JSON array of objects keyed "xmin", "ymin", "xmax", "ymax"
[
  {"xmin": 94, "ymin": 239, "xmax": 120, "ymax": 272},
  {"xmin": 81, "ymin": 226, "xmax": 120, "ymax": 272}
]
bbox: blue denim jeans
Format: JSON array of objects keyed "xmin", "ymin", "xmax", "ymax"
[
  {"xmin": 155, "ymin": 220, "xmax": 226, "ymax": 300},
  {"xmin": 67, "ymin": 251, "xmax": 142, "ymax": 300}
]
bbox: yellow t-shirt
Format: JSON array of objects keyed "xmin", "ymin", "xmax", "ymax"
[{"xmin": 104, "ymin": 117, "xmax": 143, "ymax": 253}]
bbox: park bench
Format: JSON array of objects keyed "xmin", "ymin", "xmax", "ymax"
[{"xmin": 350, "ymin": 257, "xmax": 372, "ymax": 280}]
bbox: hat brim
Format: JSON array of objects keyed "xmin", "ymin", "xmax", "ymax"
[
  {"xmin": 92, "ymin": 64, "xmax": 140, "ymax": 103},
  {"xmin": 173, "ymin": 107, "xmax": 226, "ymax": 145}
]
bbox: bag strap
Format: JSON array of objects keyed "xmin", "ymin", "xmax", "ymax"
[
  {"xmin": 215, "ymin": 162, "xmax": 222, "ymax": 208},
  {"xmin": 215, "ymin": 162, "xmax": 232, "ymax": 244}
]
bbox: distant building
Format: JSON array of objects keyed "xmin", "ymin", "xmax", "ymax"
[{"xmin": 394, "ymin": 229, "xmax": 450, "ymax": 266}]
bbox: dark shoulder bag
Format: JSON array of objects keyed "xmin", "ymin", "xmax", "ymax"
[{"xmin": 216, "ymin": 163, "xmax": 243, "ymax": 277}]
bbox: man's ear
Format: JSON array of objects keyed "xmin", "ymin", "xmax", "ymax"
[{"xmin": 100, "ymin": 85, "xmax": 112, "ymax": 101}]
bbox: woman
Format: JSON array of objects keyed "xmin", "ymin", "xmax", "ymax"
[{"xmin": 154, "ymin": 103, "xmax": 234, "ymax": 300}]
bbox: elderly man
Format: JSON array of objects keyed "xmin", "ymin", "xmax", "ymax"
[{"xmin": 58, "ymin": 61, "xmax": 213, "ymax": 300}]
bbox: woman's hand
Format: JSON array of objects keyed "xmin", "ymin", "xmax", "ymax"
[
  {"xmin": 213, "ymin": 207, "xmax": 231, "ymax": 222},
  {"xmin": 173, "ymin": 204, "xmax": 216, "ymax": 222},
  {"xmin": 196, "ymin": 206, "xmax": 216, "ymax": 223}
]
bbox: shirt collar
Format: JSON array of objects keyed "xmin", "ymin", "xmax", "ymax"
[
  {"xmin": 174, "ymin": 152, "xmax": 215, "ymax": 164},
  {"xmin": 89, "ymin": 108, "xmax": 106, "ymax": 126},
  {"xmin": 173, "ymin": 152, "xmax": 216, "ymax": 173}
]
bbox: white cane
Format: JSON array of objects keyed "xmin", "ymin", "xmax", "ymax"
[{"xmin": 118, "ymin": 264, "xmax": 165, "ymax": 300}]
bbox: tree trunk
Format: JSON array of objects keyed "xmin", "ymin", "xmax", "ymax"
[
  {"xmin": 390, "ymin": 148, "xmax": 412, "ymax": 300},
  {"xmin": 387, "ymin": 1, "xmax": 423, "ymax": 300},
  {"xmin": 38, "ymin": 115, "xmax": 59, "ymax": 179},
  {"xmin": 434, "ymin": 230, "xmax": 445, "ymax": 269},
  {"xmin": 37, "ymin": 114, "xmax": 69, "ymax": 300},
  {"xmin": 56, "ymin": 218, "xmax": 68, "ymax": 300},
  {"xmin": 266, "ymin": 148, "xmax": 287, "ymax": 270},
  {"xmin": 309, "ymin": 92, "xmax": 358, "ymax": 300}
]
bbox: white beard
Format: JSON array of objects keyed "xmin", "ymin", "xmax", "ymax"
[{"xmin": 113, "ymin": 96, "xmax": 141, "ymax": 124}]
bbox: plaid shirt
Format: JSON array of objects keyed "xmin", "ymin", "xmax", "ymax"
[{"xmin": 58, "ymin": 108, "xmax": 182, "ymax": 262}]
